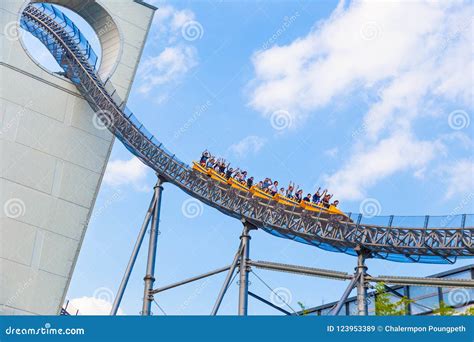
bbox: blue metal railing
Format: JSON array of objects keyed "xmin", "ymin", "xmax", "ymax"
[
  {"xmin": 346, "ymin": 213, "xmax": 473, "ymax": 229},
  {"xmin": 35, "ymin": 3, "xmax": 98, "ymax": 69}
]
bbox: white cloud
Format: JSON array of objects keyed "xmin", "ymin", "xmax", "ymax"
[
  {"xmin": 324, "ymin": 132, "xmax": 444, "ymax": 200},
  {"xmin": 249, "ymin": 0, "xmax": 472, "ymax": 200},
  {"xmin": 137, "ymin": 4, "xmax": 200, "ymax": 95},
  {"xmin": 138, "ymin": 46, "xmax": 198, "ymax": 94},
  {"xmin": 249, "ymin": 1, "xmax": 471, "ymax": 122},
  {"xmin": 149, "ymin": 4, "xmax": 196, "ymax": 43},
  {"xmin": 69, "ymin": 297, "xmax": 125, "ymax": 315},
  {"xmin": 439, "ymin": 159, "xmax": 474, "ymax": 199},
  {"xmin": 103, "ymin": 157, "xmax": 148, "ymax": 190},
  {"xmin": 229, "ymin": 136, "xmax": 267, "ymax": 158}
]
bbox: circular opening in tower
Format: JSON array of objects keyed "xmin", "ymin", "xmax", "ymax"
[
  {"xmin": 21, "ymin": 4, "xmax": 102, "ymax": 75},
  {"xmin": 20, "ymin": 1, "xmax": 121, "ymax": 80}
]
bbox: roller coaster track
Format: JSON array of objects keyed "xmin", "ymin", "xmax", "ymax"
[{"xmin": 19, "ymin": 3, "xmax": 474, "ymax": 264}]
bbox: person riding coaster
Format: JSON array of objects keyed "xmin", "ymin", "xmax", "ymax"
[{"xmin": 192, "ymin": 150, "xmax": 347, "ymax": 219}]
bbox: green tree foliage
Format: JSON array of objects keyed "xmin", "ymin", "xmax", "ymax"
[
  {"xmin": 374, "ymin": 283, "xmax": 412, "ymax": 316},
  {"xmin": 432, "ymin": 301, "xmax": 455, "ymax": 316},
  {"xmin": 297, "ymin": 301, "xmax": 310, "ymax": 316},
  {"xmin": 432, "ymin": 302, "xmax": 474, "ymax": 316}
]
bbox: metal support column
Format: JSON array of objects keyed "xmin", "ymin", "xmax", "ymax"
[
  {"xmin": 141, "ymin": 177, "xmax": 165, "ymax": 316},
  {"xmin": 331, "ymin": 273, "xmax": 360, "ymax": 316},
  {"xmin": 238, "ymin": 221, "xmax": 254, "ymax": 316},
  {"xmin": 355, "ymin": 248, "xmax": 368, "ymax": 316},
  {"xmin": 211, "ymin": 242, "xmax": 242, "ymax": 315},
  {"xmin": 110, "ymin": 191, "xmax": 157, "ymax": 315}
]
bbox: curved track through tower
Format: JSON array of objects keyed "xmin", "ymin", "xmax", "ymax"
[{"xmin": 5, "ymin": 2, "xmax": 474, "ymax": 315}]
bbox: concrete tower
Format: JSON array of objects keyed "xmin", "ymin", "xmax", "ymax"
[{"xmin": 0, "ymin": 0, "xmax": 156, "ymax": 315}]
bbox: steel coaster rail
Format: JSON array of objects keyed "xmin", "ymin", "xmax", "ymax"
[{"xmin": 19, "ymin": 3, "xmax": 474, "ymax": 264}]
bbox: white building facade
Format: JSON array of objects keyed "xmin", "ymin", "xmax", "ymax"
[{"xmin": 0, "ymin": 0, "xmax": 155, "ymax": 315}]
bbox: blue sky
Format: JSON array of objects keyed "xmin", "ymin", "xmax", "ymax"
[{"xmin": 26, "ymin": 0, "xmax": 473, "ymax": 315}]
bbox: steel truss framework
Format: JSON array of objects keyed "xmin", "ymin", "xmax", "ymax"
[
  {"xmin": 100, "ymin": 182, "xmax": 474, "ymax": 316},
  {"xmin": 105, "ymin": 185, "xmax": 474, "ymax": 316},
  {"xmin": 20, "ymin": 3, "xmax": 474, "ymax": 264},
  {"xmin": 17, "ymin": 2, "xmax": 474, "ymax": 316}
]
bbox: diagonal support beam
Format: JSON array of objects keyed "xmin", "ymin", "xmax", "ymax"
[
  {"xmin": 211, "ymin": 241, "xmax": 243, "ymax": 315},
  {"xmin": 248, "ymin": 291, "xmax": 291, "ymax": 315},
  {"xmin": 330, "ymin": 274, "xmax": 360, "ymax": 316},
  {"xmin": 150, "ymin": 266, "xmax": 231, "ymax": 294}
]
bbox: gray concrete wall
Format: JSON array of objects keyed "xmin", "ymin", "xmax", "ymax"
[{"xmin": 0, "ymin": 0, "xmax": 155, "ymax": 315}]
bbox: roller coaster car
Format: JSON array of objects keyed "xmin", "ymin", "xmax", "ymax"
[
  {"xmin": 300, "ymin": 200, "xmax": 326, "ymax": 213},
  {"xmin": 273, "ymin": 193, "xmax": 300, "ymax": 207},
  {"xmin": 301, "ymin": 201, "xmax": 349, "ymax": 220},
  {"xmin": 192, "ymin": 162, "xmax": 228, "ymax": 184},
  {"xmin": 327, "ymin": 205, "xmax": 348, "ymax": 218},
  {"xmin": 228, "ymin": 177, "xmax": 249, "ymax": 191},
  {"xmin": 249, "ymin": 186, "xmax": 273, "ymax": 200},
  {"xmin": 192, "ymin": 161, "xmax": 350, "ymax": 220},
  {"xmin": 208, "ymin": 168, "xmax": 228, "ymax": 184},
  {"xmin": 192, "ymin": 161, "xmax": 208, "ymax": 175}
]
